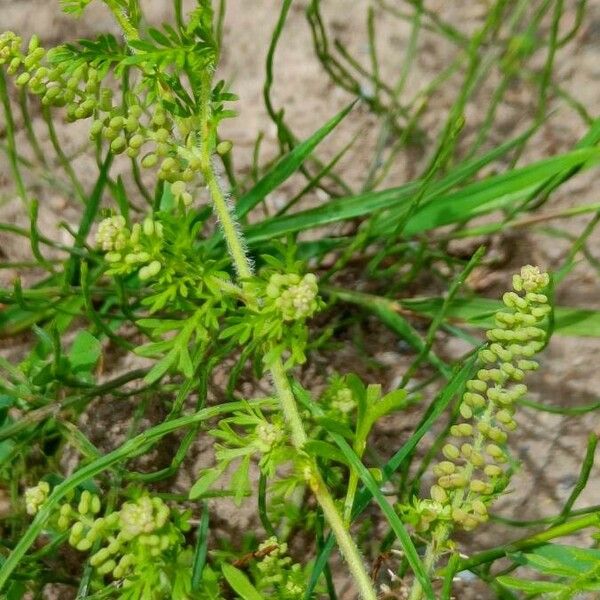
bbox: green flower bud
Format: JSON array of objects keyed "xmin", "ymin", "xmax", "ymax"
[
  {"xmin": 128, "ymin": 133, "xmax": 145, "ymax": 150},
  {"xmin": 217, "ymin": 140, "xmax": 233, "ymax": 155},
  {"xmin": 430, "ymin": 485, "xmax": 448, "ymax": 503},
  {"xmin": 459, "ymin": 404, "xmax": 473, "ymax": 419},
  {"xmin": 489, "ymin": 343, "xmax": 513, "ymax": 362},
  {"xmin": 90, "ymin": 495, "xmax": 101, "ymax": 514},
  {"xmin": 90, "ymin": 119, "xmax": 104, "ymax": 137},
  {"xmin": 484, "ymin": 464, "xmax": 504, "ymax": 478},
  {"xmin": 479, "ymin": 348, "xmax": 496, "ymax": 363},
  {"xmin": 152, "ymin": 108, "xmax": 167, "ymax": 127},
  {"xmin": 466, "ymin": 379, "xmax": 487, "ymax": 393},
  {"xmin": 102, "ymin": 126, "xmax": 118, "ymax": 141},
  {"xmin": 138, "ymin": 260, "xmax": 162, "ymax": 280},
  {"xmin": 15, "ymin": 72, "xmax": 31, "ymax": 87},
  {"xmin": 78, "ymin": 490, "xmax": 91, "ymax": 515},
  {"xmin": 90, "ymin": 548, "xmax": 110, "ymax": 567},
  {"xmin": 69, "ymin": 521, "xmax": 84, "ymax": 545},
  {"xmin": 109, "ymin": 116, "xmax": 124, "ymax": 130},
  {"xmin": 485, "ymin": 444, "xmax": 505, "ymax": 461},
  {"xmin": 154, "ymin": 127, "xmax": 170, "ymax": 143},
  {"xmin": 125, "ymin": 115, "xmax": 139, "ymax": 133},
  {"xmin": 487, "ymin": 427, "xmax": 507, "ymax": 444},
  {"xmin": 141, "ymin": 153, "xmax": 158, "ymax": 168},
  {"xmin": 97, "ymin": 559, "xmax": 116, "ymax": 576},
  {"xmin": 469, "ymin": 451, "xmax": 485, "ymax": 467},
  {"xmin": 76, "ymin": 538, "xmax": 92, "ymax": 551},
  {"xmin": 469, "ymin": 479, "xmax": 489, "ymax": 494},
  {"xmin": 464, "ymin": 392, "xmax": 486, "ymax": 408},
  {"xmin": 460, "ymin": 443, "xmax": 473, "ymax": 458},
  {"xmin": 110, "ymin": 136, "xmax": 127, "ymax": 154},
  {"xmin": 25, "ymin": 481, "xmax": 50, "ymax": 515},
  {"xmin": 28, "ymin": 34, "xmax": 40, "ymax": 53},
  {"xmin": 433, "ymin": 461, "xmax": 456, "ymax": 476},
  {"xmin": 105, "ymin": 251, "xmax": 122, "ymax": 263},
  {"xmin": 442, "ymin": 444, "xmax": 460, "ymax": 460}
]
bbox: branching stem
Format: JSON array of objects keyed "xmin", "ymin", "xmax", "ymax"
[{"xmin": 198, "ymin": 61, "xmax": 377, "ymax": 600}]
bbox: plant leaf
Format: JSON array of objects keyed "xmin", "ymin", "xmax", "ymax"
[
  {"xmin": 68, "ymin": 331, "xmax": 101, "ymax": 371},
  {"xmin": 221, "ymin": 564, "xmax": 264, "ymax": 600},
  {"xmin": 235, "ymin": 102, "xmax": 355, "ymax": 219}
]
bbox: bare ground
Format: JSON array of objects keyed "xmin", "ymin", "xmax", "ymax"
[{"xmin": 1, "ymin": 1, "xmax": 600, "ymax": 599}]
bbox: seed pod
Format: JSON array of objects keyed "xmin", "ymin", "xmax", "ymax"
[
  {"xmin": 97, "ymin": 559, "xmax": 116, "ymax": 576},
  {"xmin": 141, "ymin": 153, "xmax": 158, "ymax": 168},
  {"xmin": 78, "ymin": 491, "xmax": 91, "ymax": 515},
  {"xmin": 110, "ymin": 136, "xmax": 127, "ymax": 154},
  {"xmin": 217, "ymin": 140, "xmax": 233, "ymax": 155}
]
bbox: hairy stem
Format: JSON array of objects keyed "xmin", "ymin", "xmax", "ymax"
[
  {"xmin": 199, "ymin": 64, "xmax": 376, "ymax": 600},
  {"xmin": 105, "ymin": 0, "xmax": 140, "ymax": 42}
]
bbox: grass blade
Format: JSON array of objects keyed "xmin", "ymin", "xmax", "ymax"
[
  {"xmin": 235, "ymin": 102, "xmax": 355, "ymax": 219},
  {"xmin": 332, "ymin": 436, "xmax": 435, "ymax": 599}
]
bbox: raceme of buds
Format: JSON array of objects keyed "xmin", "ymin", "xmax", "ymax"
[
  {"xmin": 0, "ymin": 31, "xmax": 217, "ymax": 193},
  {"xmin": 266, "ymin": 273, "xmax": 320, "ymax": 322},
  {"xmin": 118, "ymin": 495, "xmax": 170, "ymax": 540},
  {"xmin": 412, "ymin": 266, "xmax": 550, "ymax": 533},
  {"xmin": 255, "ymin": 421, "xmax": 285, "ymax": 454},
  {"xmin": 331, "ymin": 387, "xmax": 356, "ymax": 416}
]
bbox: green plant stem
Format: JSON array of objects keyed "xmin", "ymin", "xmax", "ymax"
[
  {"xmin": 105, "ymin": 0, "xmax": 140, "ymax": 41},
  {"xmin": 204, "ymin": 165, "xmax": 252, "ymax": 280},
  {"xmin": 206, "ymin": 165, "xmax": 377, "ymax": 600},
  {"xmin": 199, "ymin": 69, "xmax": 376, "ymax": 599},
  {"xmin": 0, "ymin": 69, "xmax": 28, "ymax": 204},
  {"xmin": 459, "ymin": 513, "xmax": 600, "ymax": 572}
]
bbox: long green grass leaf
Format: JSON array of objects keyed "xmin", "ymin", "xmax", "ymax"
[
  {"xmin": 246, "ymin": 143, "xmax": 595, "ymax": 243},
  {"xmin": 235, "ymin": 103, "xmax": 355, "ymax": 219},
  {"xmin": 332, "ymin": 436, "xmax": 435, "ymax": 599}
]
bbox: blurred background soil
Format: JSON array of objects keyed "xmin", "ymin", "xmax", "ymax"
[{"xmin": 1, "ymin": 1, "xmax": 600, "ymax": 598}]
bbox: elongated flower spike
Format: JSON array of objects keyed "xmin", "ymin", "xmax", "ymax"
[{"xmin": 412, "ymin": 265, "xmax": 550, "ymax": 533}]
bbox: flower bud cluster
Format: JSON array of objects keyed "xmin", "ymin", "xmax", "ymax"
[
  {"xmin": 255, "ymin": 421, "xmax": 285, "ymax": 454},
  {"xmin": 266, "ymin": 273, "xmax": 321, "ymax": 322},
  {"xmin": 331, "ymin": 387, "xmax": 356, "ymax": 416},
  {"xmin": 0, "ymin": 32, "xmax": 105, "ymax": 117},
  {"xmin": 414, "ymin": 266, "xmax": 550, "ymax": 532},
  {"xmin": 91, "ymin": 102, "xmax": 200, "ymax": 191},
  {"xmin": 1, "ymin": 31, "xmax": 208, "ymax": 196},
  {"xmin": 45, "ymin": 488, "xmax": 187, "ymax": 582},
  {"xmin": 95, "ymin": 214, "xmax": 164, "ymax": 280},
  {"xmin": 255, "ymin": 537, "xmax": 305, "ymax": 599},
  {"xmin": 25, "ymin": 481, "xmax": 50, "ymax": 515}
]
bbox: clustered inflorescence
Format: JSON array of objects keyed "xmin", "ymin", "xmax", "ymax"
[
  {"xmin": 254, "ymin": 537, "xmax": 306, "ymax": 600},
  {"xmin": 0, "ymin": 31, "xmax": 207, "ymax": 203},
  {"xmin": 266, "ymin": 273, "xmax": 321, "ymax": 322},
  {"xmin": 410, "ymin": 266, "xmax": 550, "ymax": 533},
  {"xmin": 26, "ymin": 485, "xmax": 190, "ymax": 586},
  {"xmin": 95, "ymin": 215, "xmax": 164, "ymax": 280}
]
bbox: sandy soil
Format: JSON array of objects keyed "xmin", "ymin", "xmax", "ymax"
[{"xmin": 1, "ymin": 1, "xmax": 600, "ymax": 599}]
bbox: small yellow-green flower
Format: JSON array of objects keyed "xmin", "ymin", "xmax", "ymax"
[
  {"xmin": 266, "ymin": 273, "xmax": 320, "ymax": 322},
  {"xmin": 25, "ymin": 481, "xmax": 50, "ymax": 515}
]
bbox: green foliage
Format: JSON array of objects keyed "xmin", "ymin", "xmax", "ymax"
[
  {"xmin": 1, "ymin": 1, "xmax": 599, "ymax": 600},
  {"xmin": 499, "ymin": 544, "xmax": 600, "ymax": 598}
]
